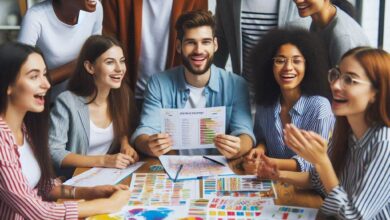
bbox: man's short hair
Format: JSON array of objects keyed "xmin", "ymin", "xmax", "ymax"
[{"xmin": 175, "ymin": 10, "xmax": 216, "ymax": 41}]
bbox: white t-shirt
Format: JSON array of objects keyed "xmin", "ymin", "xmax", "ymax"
[
  {"xmin": 88, "ymin": 121, "xmax": 114, "ymax": 156},
  {"xmin": 184, "ymin": 84, "xmax": 206, "ymax": 109},
  {"xmin": 135, "ymin": 0, "xmax": 173, "ymax": 99},
  {"xmin": 18, "ymin": 0, "xmax": 103, "ymax": 100},
  {"xmin": 18, "ymin": 137, "xmax": 41, "ymax": 188}
]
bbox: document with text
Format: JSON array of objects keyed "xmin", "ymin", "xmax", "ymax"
[{"xmin": 161, "ymin": 106, "xmax": 226, "ymax": 150}]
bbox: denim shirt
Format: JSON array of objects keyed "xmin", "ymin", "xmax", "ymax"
[{"xmin": 130, "ymin": 64, "xmax": 255, "ymax": 145}]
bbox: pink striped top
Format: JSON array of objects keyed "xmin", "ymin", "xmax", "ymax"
[{"xmin": 0, "ymin": 118, "xmax": 78, "ymax": 220}]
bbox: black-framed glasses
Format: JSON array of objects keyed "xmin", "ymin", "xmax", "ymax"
[
  {"xmin": 328, "ymin": 67, "xmax": 371, "ymax": 89},
  {"xmin": 272, "ymin": 56, "xmax": 305, "ymax": 66}
]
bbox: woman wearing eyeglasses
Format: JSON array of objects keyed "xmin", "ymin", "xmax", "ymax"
[
  {"xmin": 242, "ymin": 29, "xmax": 335, "ymax": 174},
  {"xmin": 261, "ymin": 47, "xmax": 390, "ymax": 219}
]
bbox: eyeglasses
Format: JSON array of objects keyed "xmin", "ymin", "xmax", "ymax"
[
  {"xmin": 273, "ymin": 56, "xmax": 305, "ymax": 66},
  {"xmin": 328, "ymin": 67, "xmax": 371, "ymax": 89}
]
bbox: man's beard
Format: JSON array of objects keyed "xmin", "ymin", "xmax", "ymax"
[{"xmin": 181, "ymin": 53, "xmax": 214, "ymax": 75}]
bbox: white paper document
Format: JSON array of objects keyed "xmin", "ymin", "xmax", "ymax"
[
  {"xmin": 161, "ymin": 106, "xmax": 226, "ymax": 149},
  {"xmin": 64, "ymin": 162, "xmax": 144, "ymax": 187},
  {"xmin": 159, "ymin": 155, "xmax": 234, "ymax": 180}
]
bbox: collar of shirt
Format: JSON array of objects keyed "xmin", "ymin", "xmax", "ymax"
[
  {"xmin": 177, "ymin": 64, "xmax": 220, "ymax": 93},
  {"xmin": 274, "ymin": 95, "xmax": 307, "ymax": 118},
  {"xmin": 349, "ymin": 125, "xmax": 379, "ymax": 149}
]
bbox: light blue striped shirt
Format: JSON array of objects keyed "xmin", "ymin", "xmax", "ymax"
[
  {"xmin": 254, "ymin": 95, "xmax": 335, "ymax": 171},
  {"xmin": 311, "ymin": 125, "xmax": 390, "ymax": 219}
]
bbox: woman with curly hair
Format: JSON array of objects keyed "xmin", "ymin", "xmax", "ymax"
[{"xmin": 243, "ymin": 29, "xmax": 334, "ymax": 174}]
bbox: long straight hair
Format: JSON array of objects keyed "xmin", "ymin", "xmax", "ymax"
[
  {"xmin": 0, "ymin": 42, "xmax": 54, "ymax": 195},
  {"xmin": 330, "ymin": 47, "xmax": 390, "ymax": 175},
  {"xmin": 68, "ymin": 35, "xmax": 138, "ymax": 151}
]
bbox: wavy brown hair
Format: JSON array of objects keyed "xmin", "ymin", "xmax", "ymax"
[
  {"xmin": 68, "ymin": 35, "xmax": 138, "ymax": 152},
  {"xmin": 175, "ymin": 10, "xmax": 216, "ymax": 41},
  {"xmin": 330, "ymin": 47, "xmax": 390, "ymax": 176},
  {"xmin": 0, "ymin": 42, "xmax": 54, "ymax": 196}
]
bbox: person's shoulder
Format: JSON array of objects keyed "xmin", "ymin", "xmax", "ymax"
[
  {"xmin": 152, "ymin": 66, "xmax": 182, "ymax": 81},
  {"xmin": 373, "ymin": 126, "xmax": 390, "ymax": 141},
  {"xmin": 213, "ymin": 65, "xmax": 246, "ymax": 83},
  {"xmin": 333, "ymin": 7, "xmax": 365, "ymax": 33},
  {"xmin": 369, "ymin": 126, "xmax": 390, "ymax": 157},
  {"xmin": 26, "ymin": 0, "xmax": 51, "ymax": 15},
  {"xmin": 303, "ymin": 95, "xmax": 332, "ymax": 116},
  {"xmin": 54, "ymin": 91, "xmax": 84, "ymax": 106},
  {"xmin": 92, "ymin": 0, "xmax": 103, "ymax": 16}
]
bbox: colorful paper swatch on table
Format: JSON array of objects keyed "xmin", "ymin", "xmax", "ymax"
[
  {"xmin": 129, "ymin": 173, "xmax": 200, "ymax": 206},
  {"xmin": 87, "ymin": 206, "xmax": 188, "ymax": 220},
  {"xmin": 207, "ymin": 197, "xmax": 267, "ymax": 220},
  {"xmin": 264, "ymin": 206, "xmax": 318, "ymax": 220},
  {"xmin": 187, "ymin": 199, "xmax": 209, "ymax": 219},
  {"xmin": 217, "ymin": 175, "xmax": 274, "ymax": 192},
  {"xmin": 159, "ymin": 155, "xmax": 234, "ymax": 180},
  {"xmin": 186, "ymin": 198, "xmax": 316, "ymax": 220},
  {"xmin": 203, "ymin": 176, "xmax": 277, "ymax": 199}
]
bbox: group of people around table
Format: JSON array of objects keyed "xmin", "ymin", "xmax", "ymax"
[{"xmin": 0, "ymin": 0, "xmax": 389, "ymax": 219}]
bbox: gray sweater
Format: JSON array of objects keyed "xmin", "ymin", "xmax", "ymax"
[
  {"xmin": 49, "ymin": 91, "xmax": 116, "ymax": 168},
  {"xmin": 311, "ymin": 6, "xmax": 370, "ymax": 67}
]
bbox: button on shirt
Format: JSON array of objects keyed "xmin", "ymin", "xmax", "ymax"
[
  {"xmin": 130, "ymin": 64, "xmax": 255, "ymax": 145},
  {"xmin": 254, "ymin": 95, "xmax": 335, "ymax": 171},
  {"xmin": 310, "ymin": 126, "xmax": 390, "ymax": 219}
]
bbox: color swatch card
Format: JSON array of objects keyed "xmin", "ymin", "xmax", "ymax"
[
  {"xmin": 129, "ymin": 173, "xmax": 200, "ymax": 206},
  {"xmin": 207, "ymin": 197, "xmax": 275, "ymax": 220},
  {"xmin": 161, "ymin": 106, "xmax": 225, "ymax": 150},
  {"xmin": 64, "ymin": 162, "xmax": 144, "ymax": 187},
  {"xmin": 159, "ymin": 155, "xmax": 234, "ymax": 180},
  {"xmin": 207, "ymin": 203, "xmax": 318, "ymax": 220},
  {"xmin": 187, "ymin": 199, "xmax": 210, "ymax": 219},
  {"xmin": 203, "ymin": 176, "xmax": 277, "ymax": 199},
  {"xmin": 216, "ymin": 175, "xmax": 274, "ymax": 192},
  {"xmin": 87, "ymin": 205, "xmax": 189, "ymax": 220},
  {"xmin": 259, "ymin": 205, "xmax": 318, "ymax": 220}
]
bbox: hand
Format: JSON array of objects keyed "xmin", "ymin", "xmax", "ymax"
[
  {"xmin": 284, "ymin": 124, "xmax": 329, "ymax": 165},
  {"xmin": 257, "ymin": 154, "xmax": 279, "ymax": 180},
  {"xmin": 147, "ymin": 133, "xmax": 172, "ymax": 157},
  {"xmin": 106, "ymin": 189, "xmax": 131, "ymax": 213},
  {"xmin": 242, "ymin": 148, "xmax": 264, "ymax": 174},
  {"xmin": 120, "ymin": 143, "xmax": 139, "ymax": 163},
  {"xmin": 103, "ymin": 153, "xmax": 134, "ymax": 168},
  {"xmin": 84, "ymin": 184, "xmax": 129, "ymax": 200},
  {"xmin": 214, "ymin": 134, "xmax": 241, "ymax": 159}
]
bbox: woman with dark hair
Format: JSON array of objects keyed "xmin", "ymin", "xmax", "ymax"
[
  {"xmin": 18, "ymin": 0, "xmax": 103, "ymax": 102},
  {"xmin": 292, "ymin": 0, "xmax": 370, "ymax": 67},
  {"xmin": 280, "ymin": 47, "xmax": 390, "ymax": 219},
  {"xmin": 0, "ymin": 42, "xmax": 130, "ymax": 219},
  {"xmin": 243, "ymin": 29, "xmax": 334, "ymax": 174},
  {"xmin": 49, "ymin": 35, "xmax": 139, "ymax": 176}
]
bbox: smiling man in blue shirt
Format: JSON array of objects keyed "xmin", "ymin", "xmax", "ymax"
[{"xmin": 131, "ymin": 10, "xmax": 255, "ymax": 159}]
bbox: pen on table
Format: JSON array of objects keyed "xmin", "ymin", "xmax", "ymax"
[
  {"xmin": 203, "ymin": 155, "xmax": 225, "ymax": 166},
  {"xmin": 174, "ymin": 164, "xmax": 183, "ymax": 182}
]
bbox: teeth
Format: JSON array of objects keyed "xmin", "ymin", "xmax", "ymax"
[
  {"xmin": 110, "ymin": 75, "xmax": 122, "ymax": 80},
  {"xmin": 281, "ymin": 74, "xmax": 296, "ymax": 78},
  {"xmin": 192, "ymin": 57, "xmax": 205, "ymax": 61},
  {"xmin": 87, "ymin": 0, "xmax": 97, "ymax": 4}
]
